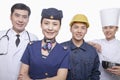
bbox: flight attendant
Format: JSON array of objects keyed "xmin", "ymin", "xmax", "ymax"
[{"xmin": 18, "ymin": 8, "xmax": 69, "ymax": 80}]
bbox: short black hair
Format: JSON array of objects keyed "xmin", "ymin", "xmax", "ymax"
[{"xmin": 11, "ymin": 3, "xmax": 31, "ymax": 16}]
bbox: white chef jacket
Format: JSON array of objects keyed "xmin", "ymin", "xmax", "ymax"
[
  {"xmin": 93, "ymin": 38, "xmax": 120, "ymax": 80},
  {"xmin": 0, "ymin": 28, "xmax": 38, "ymax": 80}
]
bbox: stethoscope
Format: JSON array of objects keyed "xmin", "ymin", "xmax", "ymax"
[{"xmin": 0, "ymin": 29, "xmax": 31, "ymax": 55}]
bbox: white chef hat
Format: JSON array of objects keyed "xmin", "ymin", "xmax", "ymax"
[{"xmin": 100, "ymin": 8, "xmax": 120, "ymax": 27}]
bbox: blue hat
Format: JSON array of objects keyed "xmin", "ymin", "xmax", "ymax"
[{"xmin": 41, "ymin": 8, "xmax": 63, "ymax": 20}]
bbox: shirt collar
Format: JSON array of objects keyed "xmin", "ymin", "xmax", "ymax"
[
  {"xmin": 70, "ymin": 39, "xmax": 86, "ymax": 51},
  {"xmin": 104, "ymin": 38, "xmax": 116, "ymax": 43}
]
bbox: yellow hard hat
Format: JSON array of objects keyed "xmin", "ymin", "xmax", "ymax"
[{"xmin": 70, "ymin": 14, "xmax": 89, "ymax": 28}]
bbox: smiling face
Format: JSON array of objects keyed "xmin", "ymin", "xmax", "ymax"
[
  {"xmin": 102, "ymin": 26, "xmax": 118, "ymax": 40},
  {"xmin": 41, "ymin": 18, "xmax": 61, "ymax": 40},
  {"xmin": 70, "ymin": 22, "xmax": 87, "ymax": 42},
  {"xmin": 10, "ymin": 9, "xmax": 29, "ymax": 33}
]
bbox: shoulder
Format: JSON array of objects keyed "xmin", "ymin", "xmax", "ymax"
[
  {"xmin": 84, "ymin": 42, "xmax": 97, "ymax": 53},
  {"xmin": 57, "ymin": 43, "xmax": 68, "ymax": 51},
  {"xmin": 61, "ymin": 41, "xmax": 70, "ymax": 45},
  {"xmin": 0, "ymin": 30, "xmax": 8, "ymax": 37},
  {"xmin": 56, "ymin": 43, "xmax": 70, "ymax": 55},
  {"xmin": 27, "ymin": 40, "xmax": 41, "ymax": 47},
  {"xmin": 85, "ymin": 42, "xmax": 95, "ymax": 48},
  {"xmin": 60, "ymin": 40, "xmax": 71, "ymax": 49},
  {"xmin": 84, "ymin": 42, "xmax": 99, "ymax": 58},
  {"xmin": 0, "ymin": 30, "xmax": 8, "ymax": 34},
  {"xmin": 115, "ymin": 39, "xmax": 120, "ymax": 43}
]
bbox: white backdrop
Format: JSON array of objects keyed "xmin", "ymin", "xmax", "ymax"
[{"xmin": 0, "ymin": 0, "xmax": 120, "ymax": 43}]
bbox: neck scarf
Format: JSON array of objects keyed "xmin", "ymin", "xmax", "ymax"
[{"xmin": 42, "ymin": 38, "xmax": 56, "ymax": 53}]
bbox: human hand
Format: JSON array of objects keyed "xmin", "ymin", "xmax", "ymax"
[
  {"xmin": 107, "ymin": 66, "xmax": 120, "ymax": 76},
  {"xmin": 17, "ymin": 74, "xmax": 32, "ymax": 80},
  {"xmin": 87, "ymin": 42, "xmax": 102, "ymax": 53},
  {"xmin": 18, "ymin": 74, "xmax": 24, "ymax": 80}
]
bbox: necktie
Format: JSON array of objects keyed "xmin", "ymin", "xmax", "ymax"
[{"xmin": 16, "ymin": 34, "xmax": 20, "ymax": 47}]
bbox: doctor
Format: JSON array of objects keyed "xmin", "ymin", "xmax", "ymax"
[
  {"xmin": 88, "ymin": 8, "xmax": 120, "ymax": 80},
  {"xmin": 0, "ymin": 3, "xmax": 38, "ymax": 80}
]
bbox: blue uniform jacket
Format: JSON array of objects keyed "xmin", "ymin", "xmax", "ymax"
[
  {"xmin": 61, "ymin": 40, "xmax": 100, "ymax": 80},
  {"xmin": 21, "ymin": 40, "xmax": 70, "ymax": 79}
]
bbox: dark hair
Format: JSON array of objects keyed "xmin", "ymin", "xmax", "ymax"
[{"xmin": 11, "ymin": 3, "xmax": 31, "ymax": 16}]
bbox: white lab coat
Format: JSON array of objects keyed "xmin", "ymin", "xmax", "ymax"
[
  {"xmin": 0, "ymin": 29, "xmax": 38, "ymax": 80},
  {"xmin": 93, "ymin": 38, "xmax": 120, "ymax": 80}
]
